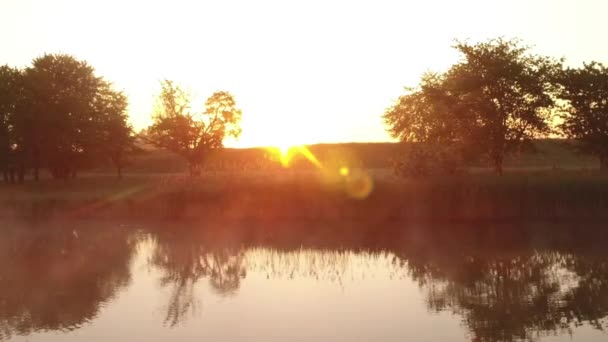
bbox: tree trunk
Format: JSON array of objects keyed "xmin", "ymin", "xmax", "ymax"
[
  {"xmin": 9, "ymin": 168, "xmax": 15, "ymax": 184},
  {"xmin": 600, "ymin": 155, "xmax": 608, "ymax": 173},
  {"xmin": 51, "ymin": 166, "xmax": 71, "ymax": 181},
  {"xmin": 494, "ymin": 155, "xmax": 504, "ymax": 176},
  {"xmin": 188, "ymin": 161, "xmax": 201, "ymax": 177},
  {"xmin": 18, "ymin": 168, "xmax": 24, "ymax": 184},
  {"xmin": 33, "ymin": 147, "xmax": 40, "ymax": 181},
  {"xmin": 117, "ymin": 165, "xmax": 123, "ymax": 180},
  {"xmin": 0, "ymin": 129, "xmax": 8, "ymax": 184}
]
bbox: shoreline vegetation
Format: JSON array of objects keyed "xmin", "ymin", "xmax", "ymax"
[
  {"xmin": 2, "ymin": 140, "xmax": 607, "ymax": 222},
  {"xmin": 1, "ymin": 39, "xmax": 608, "ymax": 224}
]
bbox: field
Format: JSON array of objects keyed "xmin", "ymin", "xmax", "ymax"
[
  {"xmin": 1, "ymin": 140, "xmax": 606, "ymax": 222},
  {"xmin": 115, "ymin": 139, "xmax": 598, "ymax": 174}
]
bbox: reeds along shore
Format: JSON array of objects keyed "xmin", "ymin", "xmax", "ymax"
[{"xmin": 2, "ymin": 172, "xmax": 608, "ymax": 222}]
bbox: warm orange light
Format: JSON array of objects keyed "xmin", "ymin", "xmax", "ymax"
[
  {"xmin": 267, "ymin": 144, "xmax": 322, "ymax": 169},
  {"xmin": 266, "ymin": 144, "xmax": 374, "ymax": 199},
  {"xmin": 275, "ymin": 145, "xmax": 294, "ymax": 167},
  {"xmin": 277, "ymin": 144, "xmax": 291, "ymax": 157}
]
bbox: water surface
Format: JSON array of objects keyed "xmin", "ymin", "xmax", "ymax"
[{"xmin": 1, "ymin": 221, "xmax": 607, "ymax": 342}]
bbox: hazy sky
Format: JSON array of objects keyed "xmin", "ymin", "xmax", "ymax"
[{"xmin": 1, "ymin": 0, "xmax": 606, "ymax": 147}]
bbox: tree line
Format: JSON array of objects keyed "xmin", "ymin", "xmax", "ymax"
[
  {"xmin": 0, "ymin": 55, "xmax": 242, "ymax": 182},
  {"xmin": 2, "ymin": 38, "xmax": 607, "ymax": 182},
  {"xmin": 383, "ymin": 38, "xmax": 608, "ymax": 175},
  {"xmin": 0, "ymin": 54, "xmax": 134, "ymax": 182}
]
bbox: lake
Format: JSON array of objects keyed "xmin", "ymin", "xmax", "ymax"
[{"xmin": 0, "ymin": 220, "xmax": 607, "ymax": 342}]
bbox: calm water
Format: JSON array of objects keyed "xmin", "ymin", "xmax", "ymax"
[{"xmin": 0, "ymin": 221, "xmax": 607, "ymax": 342}]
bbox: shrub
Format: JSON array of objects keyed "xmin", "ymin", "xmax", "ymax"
[{"xmin": 394, "ymin": 144, "xmax": 462, "ymax": 177}]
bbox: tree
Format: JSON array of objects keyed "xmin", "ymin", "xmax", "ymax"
[
  {"xmin": 384, "ymin": 38, "xmax": 560, "ymax": 175},
  {"xmin": 148, "ymin": 80, "xmax": 242, "ymax": 176},
  {"xmin": 21, "ymin": 54, "xmax": 120, "ymax": 180},
  {"xmin": 22, "ymin": 54, "xmax": 102, "ymax": 179},
  {"xmin": 91, "ymin": 83, "xmax": 136, "ymax": 179},
  {"xmin": 0, "ymin": 55, "xmax": 133, "ymax": 182},
  {"xmin": 383, "ymin": 72, "xmax": 464, "ymax": 176},
  {"xmin": 444, "ymin": 39, "xmax": 559, "ymax": 175},
  {"xmin": 0, "ymin": 65, "xmax": 23, "ymax": 183},
  {"xmin": 558, "ymin": 62, "xmax": 608, "ymax": 172}
]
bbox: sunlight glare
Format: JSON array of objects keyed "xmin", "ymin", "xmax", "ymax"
[{"xmin": 267, "ymin": 143, "xmax": 323, "ymax": 169}]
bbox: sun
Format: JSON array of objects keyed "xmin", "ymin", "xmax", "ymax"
[
  {"xmin": 266, "ymin": 143, "xmax": 322, "ymax": 169},
  {"xmin": 250, "ymin": 126, "xmax": 322, "ymax": 168},
  {"xmin": 276, "ymin": 143, "xmax": 292, "ymax": 156},
  {"xmin": 269, "ymin": 144, "xmax": 297, "ymax": 167}
]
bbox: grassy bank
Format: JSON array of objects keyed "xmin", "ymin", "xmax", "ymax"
[{"xmin": 2, "ymin": 170, "xmax": 608, "ymax": 222}]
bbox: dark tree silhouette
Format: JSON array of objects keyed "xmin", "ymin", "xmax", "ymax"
[
  {"xmin": 383, "ymin": 72, "xmax": 463, "ymax": 175},
  {"xmin": 148, "ymin": 80, "xmax": 242, "ymax": 176},
  {"xmin": 1, "ymin": 54, "xmax": 136, "ymax": 181},
  {"xmin": 23, "ymin": 54, "xmax": 105, "ymax": 179},
  {"xmin": 384, "ymin": 72, "xmax": 457, "ymax": 144},
  {"xmin": 91, "ymin": 83, "xmax": 137, "ymax": 179},
  {"xmin": 384, "ymin": 38, "xmax": 560, "ymax": 175},
  {"xmin": 0, "ymin": 65, "xmax": 24, "ymax": 183},
  {"xmin": 444, "ymin": 39, "xmax": 560, "ymax": 175},
  {"xmin": 558, "ymin": 62, "xmax": 608, "ymax": 172}
]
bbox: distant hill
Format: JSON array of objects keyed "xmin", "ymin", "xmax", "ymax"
[{"xmin": 105, "ymin": 140, "xmax": 597, "ymax": 174}]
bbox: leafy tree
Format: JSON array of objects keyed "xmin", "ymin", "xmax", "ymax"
[
  {"xmin": 384, "ymin": 72, "xmax": 458, "ymax": 145},
  {"xmin": 22, "ymin": 54, "xmax": 104, "ymax": 180},
  {"xmin": 384, "ymin": 38, "xmax": 560, "ymax": 175},
  {"xmin": 91, "ymin": 83, "xmax": 136, "ymax": 179},
  {"xmin": 383, "ymin": 72, "xmax": 464, "ymax": 176},
  {"xmin": 15, "ymin": 54, "xmax": 134, "ymax": 180},
  {"xmin": 558, "ymin": 62, "xmax": 608, "ymax": 172},
  {"xmin": 444, "ymin": 39, "xmax": 559, "ymax": 174},
  {"xmin": 0, "ymin": 55, "xmax": 134, "ymax": 182},
  {"xmin": 0, "ymin": 65, "xmax": 24, "ymax": 183},
  {"xmin": 148, "ymin": 80, "xmax": 242, "ymax": 176}
]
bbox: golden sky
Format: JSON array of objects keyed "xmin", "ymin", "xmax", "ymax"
[{"xmin": 1, "ymin": 0, "xmax": 607, "ymax": 147}]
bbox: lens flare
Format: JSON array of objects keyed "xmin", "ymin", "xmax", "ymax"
[
  {"xmin": 344, "ymin": 170, "xmax": 374, "ymax": 199},
  {"xmin": 267, "ymin": 144, "xmax": 374, "ymax": 199},
  {"xmin": 268, "ymin": 144, "xmax": 322, "ymax": 168}
]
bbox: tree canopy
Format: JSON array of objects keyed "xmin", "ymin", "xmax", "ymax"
[
  {"xmin": 0, "ymin": 65, "xmax": 24, "ymax": 182},
  {"xmin": 0, "ymin": 54, "xmax": 134, "ymax": 182},
  {"xmin": 558, "ymin": 62, "xmax": 608, "ymax": 171},
  {"xmin": 384, "ymin": 38, "xmax": 561, "ymax": 175},
  {"xmin": 148, "ymin": 80, "xmax": 242, "ymax": 176}
]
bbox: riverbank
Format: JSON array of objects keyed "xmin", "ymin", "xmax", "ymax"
[{"xmin": 1, "ymin": 170, "xmax": 608, "ymax": 222}]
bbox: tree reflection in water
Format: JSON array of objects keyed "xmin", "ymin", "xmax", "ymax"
[
  {"xmin": 396, "ymin": 224, "xmax": 608, "ymax": 342},
  {"xmin": 2, "ymin": 221, "xmax": 605, "ymax": 342},
  {"xmin": 148, "ymin": 230, "xmax": 246, "ymax": 327},
  {"xmin": 0, "ymin": 223, "xmax": 136, "ymax": 340},
  {"xmin": 147, "ymin": 222, "xmax": 608, "ymax": 341},
  {"xmin": 146, "ymin": 224, "xmax": 405, "ymax": 327}
]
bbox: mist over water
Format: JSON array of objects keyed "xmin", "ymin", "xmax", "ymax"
[{"xmin": 0, "ymin": 221, "xmax": 607, "ymax": 342}]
